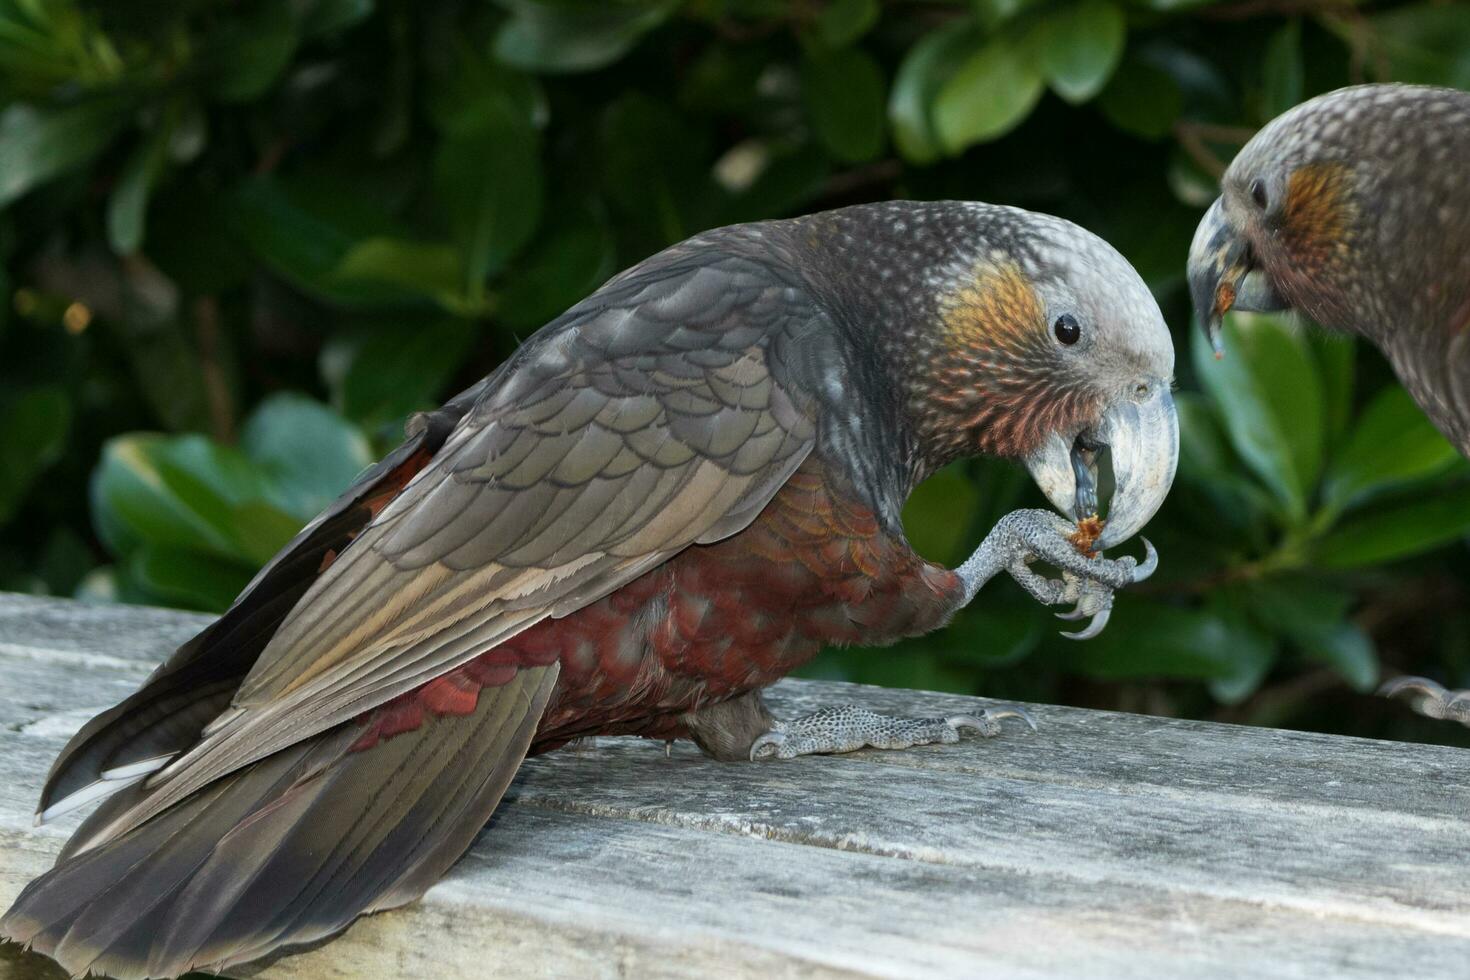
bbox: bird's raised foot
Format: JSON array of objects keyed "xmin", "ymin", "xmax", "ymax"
[
  {"xmin": 956, "ymin": 508, "xmax": 1156, "ymax": 641},
  {"xmin": 748, "ymin": 703, "xmax": 1035, "ymax": 761},
  {"xmin": 1379, "ymin": 676, "xmax": 1470, "ymax": 727}
]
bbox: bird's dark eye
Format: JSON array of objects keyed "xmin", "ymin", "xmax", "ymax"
[
  {"xmin": 1249, "ymin": 178, "xmax": 1269, "ymax": 209},
  {"xmin": 1053, "ymin": 314, "xmax": 1080, "ymax": 345}
]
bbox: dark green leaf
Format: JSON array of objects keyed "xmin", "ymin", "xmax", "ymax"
[
  {"xmin": 127, "ymin": 546, "xmax": 254, "ymax": 613},
  {"xmin": 1309, "ymin": 333, "xmax": 1354, "ymax": 453},
  {"xmin": 332, "ymin": 237, "xmax": 474, "ymax": 313},
  {"xmin": 802, "ymin": 46, "xmax": 886, "ymax": 164},
  {"xmin": 493, "ymin": 0, "xmax": 675, "ymax": 74},
  {"xmin": 230, "ymin": 177, "xmax": 417, "ymax": 306},
  {"xmin": 1040, "ymin": 0, "xmax": 1126, "ymax": 104},
  {"xmin": 106, "ymin": 118, "xmax": 172, "ymax": 255},
  {"xmin": 1361, "ymin": 2, "xmax": 1470, "ymax": 89},
  {"xmin": 240, "ymin": 393, "xmax": 373, "ymax": 520},
  {"xmin": 1061, "ymin": 599, "xmax": 1275, "ymax": 698},
  {"xmin": 0, "ymin": 386, "xmax": 71, "ymax": 524},
  {"xmin": 902, "ymin": 462, "xmax": 980, "ymax": 564},
  {"xmin": 299, "ymin": 0, "xmax": 374, "ymax": 37},
  {"xmin": 323, "ymin": 317, "xmax": 477, "ymax": 430},
  {"xmin": 1314, "ymin": 485, "xmax": 1470, "ymax": 569},
  {"xmin": 934, "ymin": 33, "xmax": 1045, "ymax": 152},
  {"xmin": 1192, "ymin": 313, "xmax": 1323, "ymax": 524},
  {"xmin": 1260, "ymin": 20, "xmax": 1303, "ymax": 120},
  {"xmin": 434, "ymin": 104, "xmax": 543, "ymax": 295},
  {"xmin": 0, "ymin": 100, "xmax": 129, "ymax": 206},
  {"xmin": 1098, "ymin": 57, "xmax": 1182, "ymax": 140},
  {"xmin": 1246, "ymin": 578, "xmax": 1376, "ymax": 690},
  {"xmin": 209, "ymin": 0, "xmax": 298, "ymax": 103},
  {"xmin": 499, "ymin": 219, "xmax": 617, "ymax": 330},
  {"xmin": 815, "ymin": 0, "xmax": 878, "ymax": 48},
  {"xmin": 1321, "ymin": 385, "xmax": 1461, "ymax": 516}
]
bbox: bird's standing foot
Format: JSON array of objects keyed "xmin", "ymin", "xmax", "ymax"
[
  {"xmin": 1379, "ymin": 676, "xmax": 1470, "ymax": 727},
  {"xmin": 748, "ymin": 703, "xmax": 1035, "ymax": 761}
]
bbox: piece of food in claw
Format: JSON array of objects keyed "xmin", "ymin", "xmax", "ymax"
[{"xmin": 1068, "ymin": 515, "xmax": 1106, "ymax": 557}]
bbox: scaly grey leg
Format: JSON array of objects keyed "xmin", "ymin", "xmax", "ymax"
[{"xmin": 748, "ymin": 703, "xmax": 1035, "ymax": 761}]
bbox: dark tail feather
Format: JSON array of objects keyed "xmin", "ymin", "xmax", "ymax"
[
  {"xmin": 36, "ymin": 393, "xmax": 496, "ymax": 822},
  {"xmin": 2, "ymin": 664, "xmax": 557, "ymax": 980}
]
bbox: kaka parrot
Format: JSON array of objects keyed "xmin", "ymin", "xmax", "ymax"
[
  {"xmin": 3, "ymin": 201, "xmax": 1178, "ymax": 978},
  {"xmin": 1187, "ymin": 83, "xmax": 1470, "ymax": 726}
]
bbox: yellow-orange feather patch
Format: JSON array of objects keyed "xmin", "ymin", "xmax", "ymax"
[{"xmin": 939, "ymin": 261, "xmax": 1044, "ymax": 351}]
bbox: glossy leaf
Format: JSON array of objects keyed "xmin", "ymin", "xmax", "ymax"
[
  {"xmin": 1040, "ymin": 0, "xmax": 1125, "ymax": 104},
  {"xmin": 933, "ymin": 33, "xmax": 1044, "ymax": 152},
  {"xmin": 106, "ymin": 117, "xmax": 172, "ymax": 255},
  {"xmin": 240, "ymin": 393, "xmax": 374, "ymax": 520},
  {"xmin": 815, "ymin": 0, "xmax": 878, "ymax": 48},
  {"xmin": 1062, "ymin": 599, "xmax": 1275, "ymax": 697},
  {"xmin": 1320, "ymin": 385, "xmax": 1461, "ymax": 516},
  {"xmin": 210, "ymin": 0, "xmax": 298, "ymax": 103},
  {"xmin": 493, "ymin": 0, "xmax": 674, "ymax": 74},
  {"xmin": 1246, "ymin": 578, "xmax": 1377, "ymax": 690},
  {"xmin": 889, "ymin": 22, "xmax": 976, "ymax": 164},
  {"xmin": 0, "ymin": 100, "xmax": 129, "ymax": 206},
  {"xmin": 332, "ymin": 237, "xmax": 471, "ymax": 313},
  {"xmin": 1259, "ymin": 20, "xmax": 1303, "ymax": 120},
  {"xmin": 127, "ymin": 546, "xmax": 255, "ymax": 612},
  {"xmin": 1314, "ymin": 485, "xmax": 1470, "ymax": 569},
  {"xmin": 1193, "ymin": 313, "xmax": 1324, "ymax": 525},
  {"xmin": 1098, "ymin": 57, "xmax": 1182, "ymax": 140},
  {"xmin": 0, "ymin": 386, "xmax": 71, "ymax": 524},
  {"xmin": 802, "ymin": 46, "xmax": 886, "ymax": 163},
  {"xmin": 434, "ymin": 103, "xmax": 543, "ymax": 295},
  {"xmin": 324, "ymin": 317, "xmax": 477, "ymax": 429}
]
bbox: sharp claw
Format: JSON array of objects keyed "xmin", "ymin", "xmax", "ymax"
[
  {"xmin": 1377, "ymin": 676, "xmax": 1448, "ymax": 701},
  {"xmin": 749, "ymin": 731, "xmax": 785, "ymax": 761},
  {"xmin": 1056, "ymin": 604, "xmax": 1088, "ymax": 621},
  {"xmin": 1060, "ymin": 606, "xmax": 1111, "ymax": 641},
  {"xmin": 985, "ymin": 707, "xmax": 1038, "ymax": 732},
  {"xmin": 1130, "ymin": 538, "xmax": 1158, "ymax": 583}
]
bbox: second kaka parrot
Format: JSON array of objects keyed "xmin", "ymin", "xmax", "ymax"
[
  {"xmin": 2, "ymin": 200, "xmax": 1178, "ymax": 978},
  {"xmin": 1187, "ymin": 83, "xmax": 1470, "ymax": 725}
]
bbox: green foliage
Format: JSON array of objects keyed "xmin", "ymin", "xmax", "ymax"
[{"xmin": 1, "ymin": 0, "xmax": 1467, "ymax": 740}]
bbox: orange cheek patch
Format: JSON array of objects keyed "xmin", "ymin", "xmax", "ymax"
[
  {"xmin": 1283, "ymin": 163, "xmax": 1354, "ymax": 271},
  {"xmin": 940, "ymin": 261, "xmax": 1045, "ymax": 352}
]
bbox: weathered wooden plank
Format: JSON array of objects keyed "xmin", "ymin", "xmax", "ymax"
[{"xmin": 2, "ymin": 593, "xmax": 1469, "ymax": 980}]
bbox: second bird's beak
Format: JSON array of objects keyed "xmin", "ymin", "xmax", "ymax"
[
  {"xmin": 1187, "ymin": 197, "xmax": 1287, "ymax": 356},
  {"xmin": 1024, "ymin": 384, "xmax": 1179, "ymax": 550}
]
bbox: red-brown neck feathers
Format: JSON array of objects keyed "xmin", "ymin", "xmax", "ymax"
[{"xmin": 908, "ymin": 262, "xmax": 1098, "ymax": 465}]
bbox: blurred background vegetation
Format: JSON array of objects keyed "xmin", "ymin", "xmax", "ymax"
[{"xmin": 1, "ymin": 0, "xmax": 1468, "ymax": 744}]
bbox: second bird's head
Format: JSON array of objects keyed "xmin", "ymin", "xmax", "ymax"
[
  {"xmin": 1188, "ymin": 83, "xmax": 1470, "ymax": 351},
  {"xmin": 785, "ymin": 201, "xmax": 1178, "ymax": 550}
]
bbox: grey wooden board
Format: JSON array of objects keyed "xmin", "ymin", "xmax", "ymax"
[{"xmin": 0, "ymin": 592, "xmax": 1468, "ymax": 980}]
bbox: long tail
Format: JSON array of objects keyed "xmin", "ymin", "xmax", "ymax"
[{"xmin": 1, "ymin": 664, "xmax": 556, "ymax": 979}]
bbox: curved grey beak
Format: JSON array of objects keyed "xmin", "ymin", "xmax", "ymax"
[
  {"xmin": 1187, "ymin": 197, "xmax": 1287, "ymax": 356},
  {"xmin": 1025, "ymin": 385, "xmax": 1179, "ymax": 549}
]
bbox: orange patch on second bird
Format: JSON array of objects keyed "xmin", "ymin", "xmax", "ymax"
[{"xmin": 1284, "ymin": 163, "xmax": 1354, "ymax": 267}]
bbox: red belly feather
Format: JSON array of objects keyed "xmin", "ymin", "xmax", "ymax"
[{"xmin": 350, "ymin": 458, "xmax": 960, "ymax": 752}]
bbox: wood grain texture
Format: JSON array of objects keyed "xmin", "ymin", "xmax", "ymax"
[{"xmin": 2, "ymin": 593, "xmax": 1469, "ymax": 980}]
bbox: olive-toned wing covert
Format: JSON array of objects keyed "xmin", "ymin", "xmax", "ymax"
[{"xmin": 75, "ymin": 247, "xmax": 829, "ymax": 850}]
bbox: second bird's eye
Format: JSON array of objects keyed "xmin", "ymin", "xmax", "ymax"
[
  {"xmin": 1250, "ymin": 178, "xmax": 1269, "ymax": 209},
  {"xmin": 1053, "ymin": 314, "xmax": 1081, "ymax": 345}
]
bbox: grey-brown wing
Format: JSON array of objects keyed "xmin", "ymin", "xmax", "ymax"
[{"xmin": 84, "ymin": 247, "xmax": 831, "ymax": 846}]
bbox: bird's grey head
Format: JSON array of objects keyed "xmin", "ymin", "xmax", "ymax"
[{"xmin": 890, "ymin": 202, "xmax": 1180, "ymax": 549}]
